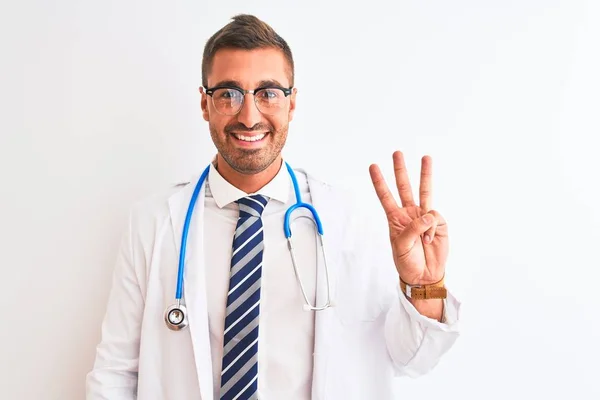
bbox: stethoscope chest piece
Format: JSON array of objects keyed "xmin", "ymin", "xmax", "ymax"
[{"xmin": 164, "ymin": 303, "xmax": 188, "ymax": 331}]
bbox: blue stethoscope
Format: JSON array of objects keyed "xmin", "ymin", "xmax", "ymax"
[{"xmin": 165, "ymin": 162, "xmax": 333, "ymax": 331}]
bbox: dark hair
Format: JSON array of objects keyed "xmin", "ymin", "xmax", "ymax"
[{"xmin": 201, "ymin": 14, "xmax": 294, "ymax": 87}]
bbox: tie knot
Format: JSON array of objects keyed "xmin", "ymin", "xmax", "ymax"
[{"xmin": 236, "ymin": 194, "xmax": 269, "ymax": 218}]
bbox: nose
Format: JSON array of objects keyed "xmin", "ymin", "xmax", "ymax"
[{"xmin": 236, "ymin": 93, "xmax": 262, "ymax": 128}]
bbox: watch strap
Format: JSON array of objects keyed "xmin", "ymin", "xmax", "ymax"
[{"xmin": 400, "ymin": 276, "xmax": 447, "ymax": 300}]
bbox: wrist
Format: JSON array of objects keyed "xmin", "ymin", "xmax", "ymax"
[
  {"xmin": 399, "ymin": 272, "xmax": 445, "ymax": 287},
  {"xmin": 407, "ymin": 297, "xmax": 445, "ymax": 321},
  {"xmin": 399, "ymin": 275, "xmax": 447, "ymax": 300}
]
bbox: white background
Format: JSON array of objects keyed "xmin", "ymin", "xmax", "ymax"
[{"xmin": 1, "ymin": 0, "xmax": 599, "ymax": 399}]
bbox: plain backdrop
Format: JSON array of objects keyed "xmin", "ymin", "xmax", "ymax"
[{"xmin": 1, "ymin": 0, "xmax": 599, "ymax": 399}]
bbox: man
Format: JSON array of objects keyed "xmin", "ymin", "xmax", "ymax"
[{"xmin": 86, "ymin": 14, "xmax": 460, "ymax": 400}]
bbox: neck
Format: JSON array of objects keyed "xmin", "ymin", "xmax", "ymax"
[{"xmin": 215, "ymin": 154, "xmax": 283, "ymax": 194}]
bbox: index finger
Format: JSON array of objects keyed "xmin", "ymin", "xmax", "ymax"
[{"xmin": 369, "ymin": 164, "xmax": 398, "ymax": 217}]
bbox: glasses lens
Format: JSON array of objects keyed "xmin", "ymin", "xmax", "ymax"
[
  {"xmin": 255, "ymin": 88, "xmax": 286, "ymax": 115},
  {"xmin": 211, "ymin": 88, "xmax": 243, "ymax": 115}
]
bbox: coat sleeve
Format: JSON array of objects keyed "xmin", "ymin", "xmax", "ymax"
[
  {"xmin": 384, "ymin": 284, "xmax": 461, "ymax": 377},
  {"xmin": 348, "ymin": 194, "xmax": 461, "ymax": 378},
  {"xmin": 86, "ymin": 209, "xmax": 145, "ymax": 399}
]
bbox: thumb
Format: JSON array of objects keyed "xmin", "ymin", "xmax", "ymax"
[{"xmin": 396, "ymin": 214, "xmax": 435, "ymax": 250}]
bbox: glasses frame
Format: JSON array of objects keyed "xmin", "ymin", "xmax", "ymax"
[{"xmin": 203, "ymin": 85, "xmax": 293, "ymax": 116}]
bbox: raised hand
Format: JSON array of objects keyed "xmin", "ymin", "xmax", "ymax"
[{"xmin": 369, "ymin": 151, "xmax": 448, "ymax": 286}]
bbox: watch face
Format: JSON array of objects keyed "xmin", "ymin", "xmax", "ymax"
[{"xmin": 168, "ymin": 309, "xmax": 184, "ymax": 325}]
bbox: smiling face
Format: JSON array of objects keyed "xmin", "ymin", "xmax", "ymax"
[{"xmin": 201, "ymin": 47, "xmax": 297, "ymax": 175}]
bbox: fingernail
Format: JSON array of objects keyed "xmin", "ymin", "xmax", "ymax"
[
  {"xmin": 424, "ymin": 235, "xmax": 431, "ymax": 243},
  {"xmin": 422, "ymin": 214, "xmax": 432, "ymax": 224}
]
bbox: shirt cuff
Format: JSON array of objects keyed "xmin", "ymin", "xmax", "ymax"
[{"xmin": 397, "ymin": 285, "xmax": 461, "ymax": 331}]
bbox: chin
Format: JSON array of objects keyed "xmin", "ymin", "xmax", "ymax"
[{"xmin": 224, "ymin": 153, "xmax": 276, "ymax": 175}]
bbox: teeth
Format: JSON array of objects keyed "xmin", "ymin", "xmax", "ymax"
[{"xmin": 234, "ymin": 133, "xmax": 266, "ymax": 142}]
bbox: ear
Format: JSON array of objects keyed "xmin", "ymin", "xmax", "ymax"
[
  {"xmin": 199, "ymin": 86, "xmax": 209, "ymax": 122},
  {"xmin": 288, "ymin": 87, "xmax": 297, "ymax": 122}
]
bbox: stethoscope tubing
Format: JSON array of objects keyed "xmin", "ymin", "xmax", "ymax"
[
  {"xmin": 175, "ymin": 165, "xmax": 210, "ymax": 300},
  {"xmin": 175, "ymin": 162, "xmax": 323, "ymax": 301},
  {"xmin": 166, "ymin": 161, "xmax": 332, "ymax": 330}
]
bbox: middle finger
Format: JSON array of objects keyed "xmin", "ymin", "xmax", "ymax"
[
  {"xmin": 419, "ymin": 155, "xmax": 433, "ymax": 212},
  {"xmin": 393, "ymin": 151, "xmax": 416, "ymax": 207}
]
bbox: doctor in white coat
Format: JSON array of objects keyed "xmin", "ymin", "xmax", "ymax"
[{"xmin": 86, "ymin": 14, "xmax": 461, "ymax": 400}]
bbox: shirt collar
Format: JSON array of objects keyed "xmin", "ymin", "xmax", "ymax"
[{"xmin": 208, "ymin": 159, "xmax": 292, "ymax": 209}]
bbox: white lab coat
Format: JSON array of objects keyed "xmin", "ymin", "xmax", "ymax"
[{"xmin": 86, "ymin": 168, "xmax": 461, "ymax": 400}]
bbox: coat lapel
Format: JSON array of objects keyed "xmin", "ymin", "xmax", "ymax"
[
  {"xmin": 168, "ymin": 173, "xmax": 214, "ymax": 400},
  {"xmin": 305, "ymin": 173, "xmax": 343, "ymax": 400},
  {"xmin": 166, "ymin": 167, "xmax": 342, "ymax": 400}
]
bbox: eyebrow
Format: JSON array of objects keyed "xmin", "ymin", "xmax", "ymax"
[
  {"xmin": 210, "ymin": 79, "xmax": 288, "ymax": 89},
  {"xmin": 211, "ymin": 80, "xmax": 241, "ymax": 88},
  {"xmin": 256, "ymin": 79, "xmax": 286, "ymax": 88}
]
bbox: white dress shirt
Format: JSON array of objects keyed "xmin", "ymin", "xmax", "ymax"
[{"xmin": 203, "ymin": 160, "xmax": 318, "ymax": 399}]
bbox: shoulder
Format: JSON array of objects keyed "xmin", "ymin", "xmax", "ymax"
[
  {"xmin": 293, "ymin": 164, "xmax": 384, "ymax": 227},
  {"xmin": 292, "ymin": 167, "xmax": 336, "ymax": 193},
  {"xmin": 293, "ymin": 167, "xmax": 340, "ymax": 197},
  {"xmin": 127, "ymin": 174, "xmax": 199, "ymax": 224},
  {"xmin": 292, "ymin": 166, "xmax": 360, "ymax": 213}
]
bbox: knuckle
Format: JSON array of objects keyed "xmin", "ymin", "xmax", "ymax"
[
  {"xmin": 380, "ymin": 191, "xmax": 392, "ymax": 201},
  {"xmin": 398, "ymin": 183, "xmax": 410, "ymax": 192}
]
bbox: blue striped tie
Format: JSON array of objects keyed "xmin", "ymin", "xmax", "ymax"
[{"xmin": 219, "ymin": 194, "xmax": 269, "ymax": 400}]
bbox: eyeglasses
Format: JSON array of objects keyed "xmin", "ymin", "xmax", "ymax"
[{"xmin": 203, "ymin": 85, "xmax": 293, "ymax": 116}]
